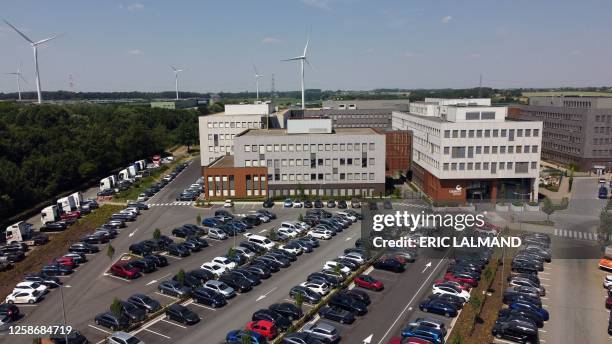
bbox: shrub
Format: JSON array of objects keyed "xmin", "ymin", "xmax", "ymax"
[
  {"xmin": 153, "ymin": 228, "xmax": 161, "ymax": 240},
  {"xmin": 110, "ymin": 298, "xmax": 123, "ymax": 317},
  {"xmin": 176, "ymin": 269, "xmax": 186, "ymax": 287},
  {"xmin": 107, "ymin": 244, "xmax": 115, "ymax": 260}
]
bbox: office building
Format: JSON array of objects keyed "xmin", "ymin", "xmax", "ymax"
[
  {"xmin": 151, "ymin": 99, "xmax": 199, "ymax": 109},
  {"xmin": 510, "ymin": 96, "xmax": 612, "ymax": 171},
  {"xmin": 393, "ymin": 98, "xmax": 543, "ymax": 204},
  {"xmin": 202, "ymin": 119, "xmax": 386, "ymax": 199},
  {"xmin": 322, "ymin": 99, "xmax": 410, "ymax": 111}
]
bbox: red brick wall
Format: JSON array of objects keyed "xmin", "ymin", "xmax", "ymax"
[
  {"xmin": 202, "ymin": 166, "xmax": 268, "ymax": 199},
  {"xmin": 385, "ymin": 130, "xmax": 412, "ymax": 176}
]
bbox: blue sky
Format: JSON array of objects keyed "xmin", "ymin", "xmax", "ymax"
[{"xmin": 1, "ymin": 0, "xmax": 612, "ymax": 93}]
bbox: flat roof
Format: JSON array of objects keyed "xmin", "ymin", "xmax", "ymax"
[
  {"xmin": 209, "ymin": 155, "xmax": 234, "ymax": 168},
  {"xmin": 239, "ymin": 127, "xmax": 381, "ymax": 137}
]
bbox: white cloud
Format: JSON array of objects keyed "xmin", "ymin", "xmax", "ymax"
[
  {"xmin": 301, "ymin": 0, "xmax": 332, "ymax": 11},
  {"xmin": 128, "ymin": 49, "xmax": 143, "ymax": 55},
  {"xmin": 261, "ymin": 37, "xmax": 282, "ymax": 44},
  {"xmin": 127, "ymin": 3, "xmax": 145, "ymax": 11},
  {"xmin": 441, "ymin": 15, "xmax": 452, "ymax": 24},
  {"xmin": 404, "ymin": 52, "xmax": 416, "ymax": 58}
]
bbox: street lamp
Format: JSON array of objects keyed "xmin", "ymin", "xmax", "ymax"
[{"xmin": 60, "ymin": 284, "xmax": 71, "ymax": 343}]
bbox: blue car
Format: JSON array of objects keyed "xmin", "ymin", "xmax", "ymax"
[
  {"xmin": 225, "ymin": 329, "xmax": 267, "ymax": 344},
  {"xmin": 510, "ymin": 301, "xmax": 549, "ymax": 321},
  {"xmin": 401, "ymin": 325, "xmax": 444, "ymax": 344},
  {"xmin": 283, "ymin": 198, "xmax": 293, "ymax": 208},
  {"xmin": 419, "ymin": 299, "xmax": 458, "ymax": 317},
  {"xmin": 202, "ymin": 218, "xmax": 223, "ymax": 228}
]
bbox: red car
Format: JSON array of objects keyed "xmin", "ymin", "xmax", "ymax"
[
  {"xmin": 435, "ymin": 278, "xmax": 469, "ymax": 291},
  {"xmin": 606, "ymin": 296, "xmax": 612, "ymax": 309},
  {"xmin": 53, "ymin": 256, "xmax": 77, "ymax": 268},
  {"xmin": 444, "ymin": 272, "xmax": 477, "ymax": 287},
  {"xmin": 110, "ymin": 262, "xmax": 141, "ymax": 279},
  {"xmin": 246, "ymin": 320, "xmax": 277, "ymax": 339},
  {"xmin": 383, "ymin": 254, "xmax": 407, "ymax": 265},
  {"xmin": 60, "ymin": 211, "xmax": 80, "ymax": 221},
  {"xmin": 354, "ymin": 275, "xmax": 384, "ymax": 291}
]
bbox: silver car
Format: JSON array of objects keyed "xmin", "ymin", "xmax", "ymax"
[
  {"xmin": 302, "ymin": 322, "xmax": 340, "ymax": 342},
  {"xmin": 107, "ymin": 331, "xmax": 144, "ymax": 344},
  {"xmin": 203, "ymin": 280, "xmax": 235, "ymax": 298},
  {"xmin": 208, "ymin": 228, "xmax": 227, "ymax": 240}
]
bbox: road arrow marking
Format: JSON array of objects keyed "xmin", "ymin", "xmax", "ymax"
[
  {"xmin": 422, "ymin": 261, "xmax": 432, "ymax": 273},
  {"xmin": 345, "ymin": 237, "xmax": 352, "ymax": 241},
  {"xmin": 146, "ymin": 279, "xmax": 158, "ymax": 286},
  {"xmin": 256, "ymin": 286, "xmax": 278, "ymax": 302},
  {"xmin": 363, "ymin": 334, "xmax": 373, "ymax": 344},
  {"xmin": 129, "ymin": 228, "xmax": 139, "ymax": 238}
]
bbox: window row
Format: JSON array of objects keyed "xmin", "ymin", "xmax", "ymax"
[
  {"xmin": 208, "ymin": 133, "xmax": 236, "ymax": 141},
  {"xmin": 244, "ymin": 142, "xmax": 376, "ymax": 153},
  {"xmin": 444, "ymin": 145, "xmax": 539, "ymax": 157},
  {"xmin": 444, "ymin": 128, "xmax": 539, "ymax": 139},
  {"xmin": 270, "ymin": 172, "xmax": 375, "ymax": 182},
  {"xmin": 442, "ymin": 161, "xmax": 537, "ymax": 173},
  {"xmin": 207, "ymin": 121, "xmax": 261, "ymax": 129},
  {"xmin": 245, "ymin": 157, "xmax": 375, "ymax": 168}
]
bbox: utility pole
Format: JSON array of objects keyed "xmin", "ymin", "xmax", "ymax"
[
  {"xmin": 478, "ymin": 74, "xmax": 482, "ymax": 98},
  {"xmin": 270, "ymin": 73, "xmax": 276, "ymax": 99}
]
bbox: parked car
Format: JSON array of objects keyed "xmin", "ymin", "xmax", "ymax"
[
  {"xmin": 110, "ymin": 263, "xmax": 141, "ymax": 279},
  {"xmin": 492, "ymin": 320, "xmax": 539, "ymax": 344},
  {"xmin": 203, "ymin": 280, "xmax": 236, "ymax": 298},
  {"xmin": 94, "ymin": 312, "xmax": 129, "ymax": 331},
  {"xmin": 419, "ymin": 299, "xmax": 458, "ymax": 317},
  {"xmin": 158, "ymin": 280, "xmax": 191, "ymax": 297},
  {"xmin": 302, "ymin": 322, "xmax": 341, "ymax": 343},
  {"xmin": 289, "ymin": 286, "xmax": 321, "ymax": 304},
  {"xmin": 329, "ymin": 293, "xmax": 367, "ymax": 315},
  {"xmin": 106, "ymin": 331, "xmax": 143, "ymax": 344},
  {"xmin": 269, "ymin": 302, "xmax": 303, "ymax": 321},
  {"xmin": 165, "ymin": 304, "xmax": 200, "ymax": 325},
  {"xmin": 354, "ymin": 275, "xmax": 384, "ymax": 291},
  {"xmin": 127, "ymin": 293, "xmax": 161, "ymax": 313},
  {"xmin": 252, "ymin": 308, "xmax": 291, "ymax": 331},
  {"xmin": 319, "ymin": 306, "xmax": 356, "ymax": 324},
  {"xmin": 192, "ymin": 287, "xmax": 227, "ymax": 308}
]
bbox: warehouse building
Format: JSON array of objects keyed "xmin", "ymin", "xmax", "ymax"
[{"xmin": 393, "ymin": 98, "xmax": 543, "ymax": 204}]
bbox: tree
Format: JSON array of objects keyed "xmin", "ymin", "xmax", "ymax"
[
  {"xmin": 110, "ymin": 298, "xmax": 123, "ymax": 318},
  {"xmin": 333, "ymin": 263, "xmax": 342, "ymax": 276},
  {"xmin": 176, "ymin": 269, "xmax": 186, "ymax": 287},
  {"xmin": 176, "ymin": 121, "xmax": 197, "ymax": 151},
  {"xmin": 196, "ymin": 214, "xmax": 202, "ymax": 225},
  {"xmin": 227, "ymin": 247, "xmax": 237, "ymax": 259},
  {"xmin": 499, "ymin": 183, "xmax": 507, "ymax": 204},
  {"xmin": 599, "ymin": 208, "xmax": 612, "ymax": 242},
  {"xmin": 541, "ymin": 197, "xmax": 555, "ymax": 222},
  {"xmin": 294, "ymin": 291, "xmax": 304, "ymax": 310},
  {"xmin": 107, "ymin": 244, "xmax": 115, "ymax": 260},
  {"xmin": 298, "ymin": 213, "xmax": 304, "ymax": 222},
  {"xmin": 153, "ymin": 228, "xmax": 161, "ymax": 240},
  {"xmin": 240, "ymin": 333, "xmax": 253, "ymax": 344}
]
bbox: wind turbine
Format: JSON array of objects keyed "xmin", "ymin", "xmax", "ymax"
[
  {"xmin": 4, "ymin": 63, "xmax": 28, "ymax": 101},
  {"xmin": 253, "ymin": 64, "xmax": 263, "ymax": 101},
  {"xmin": 171, "ymin": 66, "xmax": 183, "ymax": 100},
  {"xmin": 283, "ymin": 37, "xmax": 311, "ymax": 109},
  {"xmin": 3, "ymin": 20, "xmax": 60, "ymax": 104}
]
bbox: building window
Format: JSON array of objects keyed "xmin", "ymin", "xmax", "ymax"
[
  {"xmin": 477, "ymin": 130, "xmax": 483, "ymax": 138},
  {"xmin": 515, "ymin": 162, "xmax": 528, "ymax": 173},
  {"xmin": 444, "ymin": 130, "xmax": 451, "ymax": 138},
  {"xmin": 451, "ymin": 163, "xmax": 457, "ymax": 171},
  {"xmin": 469, "ymin": 130, "xmax": 475, "ymax": 138},
  {"xmin": 524, "ymin": 146, "xmax": 530, "ymax": 153},
  {"xmin": 444, "ymin": 147, "xmax": 450, "ymax": 155},
  {"xmin": 451, "ymin": 147, "xmax": 466, "ymax": 158},
  {"xmin": 533, "ymin": 129, "xmax": 539, "ymax": 137},
  {"xmin": 531, "ymin": 162, "xmax": 537, "ymax": 170},
  {"xmin": 493, "ymin": 129, "xmax": 499, "ymax": 137},
  {"xmin": 501, "ymin": 129, "xmax": 507, "ymax": 137},
  {"xmin": 481, "ymin": 112, "xmax": 495, "ymax": 120},
  {"xmin": 459, "ymin": 163, "xmax": 465, "ymax": 170},
  {"xmin": 485, "ymin": 130, "xmax": 491, "ymax": 138},
  {"xmin": 507, "ymin": 162, "xmax": 513, "ymax": 169},
  {"xmin": 516, "ymin": 146, "xmax": 522, "ymax": 154},
  {"xmin": 325, "ymin": 144, "xmax": 331, "ymax": 151},
  {"xmin": 508, "ymin": 146, "xmax": 514, "ymax": 154},
  {"xmin": 517, "ymin": 129, "xmax": 523, "ymax": 137},
  {"xmin": 452, "ymin": 130, "xmax": 459, "ymax": 138},
  {"xmin": 274, "ymin": 144, "xmax": 280, "ymax": 152},
  {"xmin": 476, "ymin": 146, "xmax": 482, "ymax": 154},
  {"xmin": 245, "ymin": 145, "xmax": 251, "ymax": 152},
  {"xmin": 467, "ymin": 162, "xmax": 473, "ymax": 170},
  {"xmin": 525, "ymin": 129, "xmax": 531, "ymax": 137},
  {"xmin": 500, "ymin": 146, "xmax": 506, "ymax": 154},
  {"xmin": 369, "ymin": 143, "xmax": 375, "ymax": 151},
  {"xmin": 499, "ymin": 162, "xmax": 505, "ymax": 170},
  {"xmin": 483, "ymin": 162, "xmax": 489, "ymax": 170},
  {"xmin": 369, "ymin": 173, "xmax": 374, "ymax": 180},
  {"xmin": 484, "ymin": 146, "xmax": 490, "ymax": 154},
  {"xmin": 466, "ymin": 112, "xmax": 480, "ymax": 120},
  {"xmin": 460, "ymin": 130, "xmax": 467, "ymax": 138},
  {"xmin": 443, "ymin": 163, "xmax": 449, "ymax": 171},
  {"xmin": 492, "ymin": 146, "xmax": 498, "ymax": 154},
  {"xmin": 532, "ymin": 145, "xmax": 538, "ymax": 153},
  {"xmin": 475, "ymin": 162, "xmax": 481, "ymax": 170}
]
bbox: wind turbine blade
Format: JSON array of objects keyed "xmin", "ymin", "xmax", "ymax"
[
  {"xmin": 34, "ymin": 33, "xmax": 61, "ymax": 46},
  {"xmin": 3, "ymin": 19, "xmax": 34, "ymax": 43},
  {"xmin": 303, "ymin": 37, "xmax": 310, "ymax": 56},
  {"xmin": 4, "ymin": 73, "xmax": 18, "ymax": 75},
  {"xmin": 19, "ymin": 73, "xmax": 28, "ymax": 84},
  {"xmin": 253, "ymin": 64, "xmax": 259, "ymax": 75},
  {"xmin": 170, "ymin": 65, "xmax": 177, "ymax": 71},
  {"xmin": 305, "ymin": 58, "xmax": 316, "ymax": 72},
  {"xmin": 282, "ymin": 56, "xmax": 304, "ymax": 61}
]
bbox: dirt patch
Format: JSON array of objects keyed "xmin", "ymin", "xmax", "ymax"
[{"xmin": 0, "ymin": 205, "xmax": 122, "ymax": 300}]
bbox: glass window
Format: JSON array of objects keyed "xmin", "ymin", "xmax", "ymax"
[
  {"xmin": 325, "ymin": 144, "xmax": 331, "ymax": 151},
  {"xmin": 443, "ymin": 163, "xmax": 449, "ymax": 171},
  {"xmin": 468, "ymin": 130, "xmax": 475, "ymax": 138},
  {"xmin": 332, "ymin": 144, "xmax": 338, "ymax": 151},
  {"xmin": 444, "ymin": 147, "xmax": 450, "ymax": 155},
  {"xmin": 444, "ymin": 130, "xmax": 451, "ymax": 138},
  {"xmin": 369, "ymin": 143, "xmax": 375, "ymax": 151},
  {"xmin": 501, "ymin": 129, "xmax": 507, "ymax": 137}
]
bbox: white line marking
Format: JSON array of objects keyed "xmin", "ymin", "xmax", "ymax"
[
  {"xmin": 161, "ymin": 319, "xmax": 187, "ymax": 329},
  {"xmin": 190, "ymin": 302, "xmax": 217, "ymax": 311},
  {"xmin": 154, "ymin": 292, "xmax": 178, "ymax": 299},
  {"xmin": 144, "ymin": 328, "xmax": 171, "ymax": 339},
  {"xmin": 88, "ymin": 324, "xmax": 111, "ymax": 334}
]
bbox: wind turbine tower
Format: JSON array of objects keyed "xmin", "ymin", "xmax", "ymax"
[
  {"xmin": 283, "ymin": 37, "xmax": 311, "ymax": 109},
  {"xmin": 253, "ymin": 65, "xmax": 263, "ymax": 101},
  {"xmin": 171, "ymin": 66, "xmax": 184, "ymax": 100},
  {"xmin": 5, "ymin": 64, "xmax": 27, "ymax": 101},
  {"xmin": 4, "ymin": 19, "xmax": 60, "ymax": 104}
]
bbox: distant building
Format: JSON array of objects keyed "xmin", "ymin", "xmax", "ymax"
[
  {"xmin": 511, "ymin": 96, "xmax": 612, "ymax": 171},
  {"xmin": 393, "ymin": 98, "xmax": 542, "ymax": 204},
  {"xmin": 151, "ymin": 99, "xmax": 199, "ymax": 109},
  {"xmin": 323, "ymin": 99, "xmax": 410, "ymax": 111},
  {"xmin": 202, "ymin": 119, "xmax": 386, "ymax": 199}
]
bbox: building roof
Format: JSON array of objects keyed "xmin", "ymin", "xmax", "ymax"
[
  {"xmin": 208, "ymin": 155, "xmax": 234, "ymax": 168},
  {"xmin": 238, "ymin": 127, "xmax": 382, "ymax": 137}
]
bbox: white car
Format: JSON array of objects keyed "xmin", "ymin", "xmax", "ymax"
[
  {"xmin": 277, "ymin": 228, "xmax": 298, "ymax": 238},
  {"xmin": 604, "ymin": 275, "xmax": 612, "ymax": 289},
  {"xmin": 5, "ymin": 290, "xmax": 42, "ymax": 304},
  {"xmin": 307, "ymin": 229, "xmax": 332, "ymax": 240},
  {"xmin": 292, "ymin": 200, "xmax": 303, "ymax": 208},
  {"xmin": 244, "ymin": 233, "xmax": 275, "ymax": 250},
  {"xmin": 248, "ymin": 211, "xmax": 270, "ymax": 223},
  {"xmin": 200, "ymin": 262, "xmax": 226, "ymax": 276},
  {"xmin": 14, "ymin": 281, "xmax": 48, "ymax": 295},
  {"xmin": 296, "ymin": 221, "xmax": 311, "ymax": 231},
  {"xmin": 234, "ymin": 246, "xmax": 255, "ymax": 259},
  {"xmin": 224, "ymin": 199, "xmax": 234, "ymax": 208},
  {"xmin": 432, "ymin": 285, "xmax": 470, "ymax": 302},
  {"xmin": 323, "ymin": 261, "xmax": 351, "ymax": 275},
  {"xmin": 338, "ymin": 252, "xmax": 365, "ymax": 265},
  {"xmin": 336, "ymin": 211, "xmax": 357, "ymax": 222},
  {"xmin": 212, "ymin": 256, "xmax": 237, "ymax": 270},
  {"xmin": 300, "ymin": 281, "xmax": 330, "ymax": 295},
  {"xmin": 278, "ymin": 244, "xmax": 302, "ymax": 255}
]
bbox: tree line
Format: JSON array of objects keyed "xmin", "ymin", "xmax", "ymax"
[{"xmin": 0, "ymin": 102, "xmax": 198, "ymax": 220}]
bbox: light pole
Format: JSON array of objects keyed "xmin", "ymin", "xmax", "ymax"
[{"xmin": 60, "ymin": 284, "xmax": 71, "ymax": 343}]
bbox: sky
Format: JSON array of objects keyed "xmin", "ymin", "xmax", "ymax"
[{"xmin": 1, "ymin": 0, "xmax": 612, "ymax": 93}]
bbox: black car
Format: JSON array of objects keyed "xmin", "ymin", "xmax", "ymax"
[
  {"xmin": 173, "ymin": 273, "xmax": 204, "ymax": 290},
  {"xmin": 40, "ymin": 221, "xmax": 68, "ymax": 232},
  {"xmin": 242, "ymin": 215, "xmax": 262, "ymax": 226},
  {"xmin": 129, "ymin": 243, "xmax": 153, "ymax": 256},
  {"xmin": 374, "ymin": 258, "xmax": 405, "ymax": 273},
  {"xmin": 127, "ymin": 259, "xmax": 156, "ymax": 273},
  {"xmin": 335, "ymin": 258, "xmax": 358, "ymax": 271},
  {"xmin": 49, "ymin": 331, "xmax": 88, "ymax": 344},
  {"xmin": 319, "ymin": 306, "xmax": 356, "ymax": 324},
  {"xmin": 165, "ymin": 304, "xmax": 200, "ymax": 325},
  {"xmin": 337, "ymin": 200, "xmax": 348, "ymax": 209},
  {"xmin": 245, "ymin": 264, "xmax": 272, "ymax": 279},
  {"xmin": 127, "ymin": 293, "xmax": 161, "ymax": 313},
  {"xmin": 289, "ymin": 286, "xmax": 321, "ymax": 304},
  {"xmin": 42, "ymin": 264, "xmax": 73, "ymax": 276},
  {"xmin": 253, "ymin": 258, "xmax": 281, "ymax": 272},
  {"xmin": 24, "ymin": 274, "xmax": 61, "ymax": 288},
  {"xmin": 192, "ymin": 287, "xmax": 227, "ymax": 308},
  {"xmin": 183, "ymin": 238, "xmax": 204, "ymax": 252},
  {"xmin": 261, "ymin": 255, "xmax": 290, "ymax": 268},
  {"xmin": 303, "ymin": 200, "xmax": 313, "ymax": 208},
  {"xmin": 0, "ymin": 303, "xmax": 20, "ymax": 321},
  {"xmin": 172, "ymin": 227, "xmax": 193, "ymax": 238},
  {"xmin": 68, "ymin": 242, "xmax": 99, "ymax": 254},
  {"xmin": 326, "ymin": 200, "xmax": 336, "ymax": 208},
  {"xmin": 503, "ymin": 293, "xmax": 542, "ymax": 308},
  {"xmin": 252, "ymin": 309, "xmax": 292, "ymax": 331},
  {"xmin": 269, "ymin": 302, "xmax": 303, "ymax": 321},
  {"xmin": 263, "ymin": 198, "xmax": 275, "ymax": 208},
  {"xmin": 188, "ymin": 269, "xmax": 215, "ymax": 283},
  {"xmin": 492, "ymin": 321, "xmax": 539, "ymax": 344},
  {"xmin": 81, "ymin": 233, "xmax": 109, "ymax": 245},
  {"xmin": 292, "ymin": 240, "xmax": 314, "ymax": 253},
  {"xmin": 270, "ymin": 249, "xmax": 297, "ymax": 261},
  {"xmin": 257, "ymin": 209, "xmax": 277, "ymax": 219},
  {"xmin": 240, "ymin": 241, "xmax": 267, "ymax": 255},
  {"xmin": 143, "ymin": 254, "xmax": 169, "ymax": 267},
  {"xmin": 230, "ymin": 270, "xmax": 261, "ymax": 286},
  {"xmin": 167, "ymin": 243, "xmax": 191, "ymax": 257},
  {"xmin": 186, "ymin": 236, "xmax": 209, "ymax": 248},
  {"xmin": 308, "ymin": 272, "xmax": 341, "ymax": 288},
  {"xmin": 119, "ymin": 300, "xmax": 146, "ymax": 323},
  {"xmin": 329, "ymin": 293, "xmax": 367, "ymax": 315},
  {"xmin": 314, "ymin": 199, "xmax": 324, "ymax": 208},
  {"xmin": 127, "ymin": 202, "xmax": 149, "ymax": 210},
  {"xmin": 341, "ymin": 289, "xmax": 371, "ymax": 305},
  {"xmin": 94, "ymin": 312, "xmax": 129, "ymax": 330},
  {"xmin": 219, "ymin": 274, "xmax": 253, "ymax": 293},
  {"xmin": 427, "ymin": 294, "xmax": 464, "ymax": 310},
  {"xmin": 141, "ymin": 239, "xmax": 166, "ymax": 252}
]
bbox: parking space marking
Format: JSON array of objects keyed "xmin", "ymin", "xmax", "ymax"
[
  {"xmin": 144, "ymin": 328, "xmax": 171, "ymax": 339},
  {"xmin": 154, "ymin": 292, "xmax": 178, "ymax": 299},
  {"xmin": 88, "ymin": 324, "xmax": 111, "ymax": 335},
  {"xmin": 161, "ymin": 319, "xmax": 188, "ymax": 329},
  {"xmin": 159, "ymin": 253, "xmax": 182, "ymax": 260},
  {"xmin": 106, "ymin": 274, "xmax": 132, "ymax": 282},
  {"xmin": 189, "ymin": 302, "xmax": 217, "ymax": 311}
]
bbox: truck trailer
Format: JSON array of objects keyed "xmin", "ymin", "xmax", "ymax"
[
  {"xmin": 57, "ymin": 196, "xmax": 77, "ymax": 213},
  {"xmin": 100, "ymin": 176, "xmax": 116, "ymax": 191},
  {"xmin": 41, "ymin": 205, "xmax": 60, "ymax": 224},
  {"xmin": 5, "ymin": 221, "xmax": 34, "ymax": 245}
]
